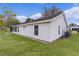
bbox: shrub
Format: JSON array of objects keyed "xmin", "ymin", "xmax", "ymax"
[
  {"xmin": 63, "ymin": 31, "xmax": 71, "ymax": 38},
  {"xmin": 77, "ymin": 30, "xmax": 79, "ymax": 33}
]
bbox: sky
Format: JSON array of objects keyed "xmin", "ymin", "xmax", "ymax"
[
  {"xmin": 0, "ymin": 3, "xmax": 79, "ymax": 24},
  {"xmin": 0, "ymin": 3, "xmax": 73, "ymax": 16}
]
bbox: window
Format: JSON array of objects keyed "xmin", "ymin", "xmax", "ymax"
[
  {"xmin": 34, "ymin": 25, "xmax": 38, "ymax": 35},
  {"xmin": 58, "ymin": 25, "xmax": 60, "ymax": 34},
  {"xmin": 10, "ymin": 27, "xmax": 12, "ymax": 32},
  {"xmin": 10, "ymin": 26, "xmax": 19, "ymax": 32},
  {"xmin": 15, "ymin": 27, "xmax": 17, "ymax": 32},
  {"xmin": 17, "ymin": 27, "xmax": 19, "ymax": 32}
]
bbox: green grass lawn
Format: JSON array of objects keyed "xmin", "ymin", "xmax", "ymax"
[{"xmin": 0, "ymin": 31, "xmax": 79, "ymax": 56}]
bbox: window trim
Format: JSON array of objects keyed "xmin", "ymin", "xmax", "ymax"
[
  {"xmin": 34, "ymin": 25, "xmax": 38, "ymax": 35},
  {"xmin": 58, "ymin": 25, "xmax": 60, "ymax": 34}
]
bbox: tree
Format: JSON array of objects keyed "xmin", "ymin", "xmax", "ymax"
[
  {"xmin": 2, "ymin": 6, "xmax": 12, "ymax": 15},
  {"xmin": 0, "ymin": 14, "xmax": 5, "ymax": 31},
  {"xmin": 0, "ymin": 20, "xmax": 5, "ymax": 26},
  {"xmin": 69, "ymin": 23, "xmax": 76, "ymax": 26},
  {"xmin": 0, "ymin": 20, "xmax": 5, "ymax": 31},
  {"xmin": 0, "ymin": 15, "xmax": 4, "ymax": 26},
  {"xmin": 7, "ymin": 17, "xmax": 20, "ymax": 27},
  {"xmin": 41, "ymin": 7, "xmax": 49, "ymax": 17},
  {"xmin": 41, "ymin": 6, "xmax": 62, "ymax": 18},
  {"xmin": 2, "ymin": 6, "xmax": 19, "ymax": 27},
  {"xmin": 26, "ymin": 18, "xmax": 32, "ymax": 23}
]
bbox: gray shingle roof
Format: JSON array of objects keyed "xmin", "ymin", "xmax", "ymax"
[
  {"xmin": 32, "ymin": 11, "xmax": 63, "ymax": 22},
  {"xmin": 15, "ymin": 11, "xmax": 63, "ymax": 25}
]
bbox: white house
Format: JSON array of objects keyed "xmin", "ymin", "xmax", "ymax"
[
  {"xmin": 10, "ymin": 12, "xmax": 67, "ymax": 42},
  {"xmin": 69, "ymin": 25, "xmax": 79, "ymax": 31}
]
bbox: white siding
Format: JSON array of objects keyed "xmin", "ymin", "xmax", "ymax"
[
  {"xmin": 19, "ymin": 25, "xmax": 33, "ymax": 37},
  {"xmin": 15, "ymin": 22, "xmax": 51, "ymax": 42},
  {"xmin": 50, "ymin": 13, "xmax": 67, "ymax": 42},
  {"xmin": 13, "ymin": 13, "xmax": 67, "ymax": 42},
  {"xmin": 37, "ymin": 23, "xmax": 51, "ymax": 41}
]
